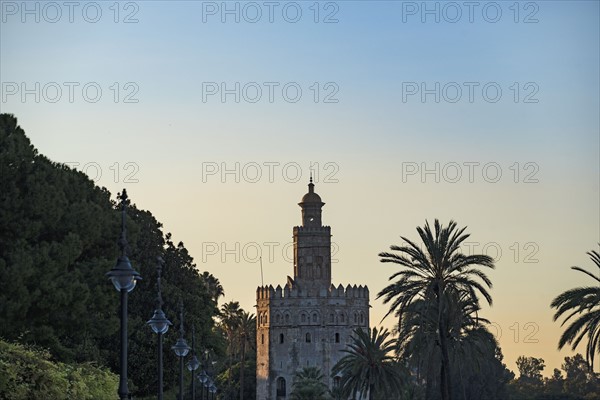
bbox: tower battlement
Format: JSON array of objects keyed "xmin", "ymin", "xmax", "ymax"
[
  {"xmin": 293, "ymin": 225, "xmax": 331, "ymax": 233},
  {"xmin": 256, "ymin": 283, "xmax": 369, "ymax": 300}
]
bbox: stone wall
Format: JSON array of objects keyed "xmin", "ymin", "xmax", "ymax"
[{"xmin": 256, "ymin": 283, "xmax": 370, "ymax": 400}]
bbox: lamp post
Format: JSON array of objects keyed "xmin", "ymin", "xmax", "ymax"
[
  {"xmin": 198, "ymin": 370, "xmax": 208, "ymax": 400},
  {"xmin": 147, "ymin": 256, "xmax": 172, "ymax": 400},
  {"xmin": 106, "ymin": 189, "xmax": 141, "ymax": 400},
  {"xmin": 203, "ymin": 377, "xmax": 213, "ymax": 400},
  {"xmin": 172, "ymin": 300, "xmax": 190, "ymax": 400},
  {"xmin": 209, "ymin": 383, "xmax": 217, "ymax": 400},
  {"xmin": 187, "ymin": 326, "xmax": 200, "ymax": 400}
]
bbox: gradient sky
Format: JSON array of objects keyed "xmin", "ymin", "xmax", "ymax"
[{"xmin": 1, "ymin": 0, "xmax": 599, "ymax": 375}]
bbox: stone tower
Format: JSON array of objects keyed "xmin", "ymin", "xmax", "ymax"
[{"xmin": 256, "ymin": 180, "xmax": 370, "ymax": 400}]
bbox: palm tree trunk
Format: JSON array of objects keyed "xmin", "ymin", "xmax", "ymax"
[
  {"xmin": 436, "ymin": 285, "xmax": 452, "ymax": 400},
  {"xmin": 227, "ymin": 333, "xmax": 233, "ymax": 389},
  {"xmin": 425, "ymin": 354, "xmax": 435, "ymax": 400},
  {"xmin": 439, "ymin": 336, "xmax": 451, "ymax": 400},
  {"xmin": 239, "ymin": 339, "xmax": 246, "ymax": 400},
  {"xmin": 458, "ymin": 356, "xmax": 466, "ymax": 400}
]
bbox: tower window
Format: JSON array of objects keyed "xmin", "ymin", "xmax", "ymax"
[
  {"xmin": 330, "ymin": 314, "xmax": 334, "ymax": 323},
  {"xmin": 276, "ymin": 377, "xmax": 286, "ymax": 397},
  {"xmin": 301, "ymin": 313, "xmax": 306, "ymax": 323},
  {"xmin": 340, "ymin": 314, "xmax": 345, "ymax": 323},
  {"xmin": 354, "ymin": 313, "xmax": 358, "ymax": 324},
  {"xmin": 285, "ymin": 314, "xmax": 290, "ymax": 324},
  {"xmin": 261, "ymin": 334, "xmax": 264, "ymax": 345},
  {"xmin": 360, "ymin": 313, "xmax": 364, "ymax": 325},
  {"xmin": 306, "ymin": 333, "xmax": 311, "ymax": 343},
  {"xmin": 279, "ymin": 333, "xmax": 284, "ymax": 344},
  {"xmin": 312, "ymin": 313, "xmax": 318, "ymax": 323},
  {"xmin": 335, "ymin": 333, "xmax": 340, "ymax": 343}
]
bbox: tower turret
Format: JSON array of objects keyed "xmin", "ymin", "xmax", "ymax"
[
  {"xmin": 298, "ymin": 176, "xmax": 324, "ymax": 227},
  {"xmin": 293, "ymin": 178, "xmax": 331, "ymax": 290}
]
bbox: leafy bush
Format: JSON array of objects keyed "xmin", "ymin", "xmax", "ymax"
[{"xmin": 0, "ymin": 339, "xmax": 118, "ymax": 400}]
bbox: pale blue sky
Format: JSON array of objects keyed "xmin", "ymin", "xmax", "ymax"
[{"xmin": 1, "ymin": 0, "xmax": 599, "ymax": 374}]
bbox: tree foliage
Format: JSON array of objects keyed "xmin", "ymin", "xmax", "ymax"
[
  {"xmin": 0, "ymin": 339, "xmax": 118, "ymax": 400},
  {"xmin": 331, "ymin": 327, "xmax": 405, "ymax": 400},
  {"xmin": 551, "ymin": 246, "xmax": 600, "ymax": 371},
  {"xmin": 290, "ymin": 367, "xmax": 330, "ymax": 400},
  {"xmin": 0, "ymin": 114, "xmax": 222, "ymax": 397},
  {"xmin": 396, "ymin": 288, "xmax": 512, "ymax": 399},
  {"xmin": 509, "ymin": 353, "xmax": 600, "ymax": 400},
  {"xmin": 377, "ymin": 219, "xmax": 495, "ymax": 400},
  {"xmin": 215, "ymin": 303, "xmax": 257, "ymax": 400}
]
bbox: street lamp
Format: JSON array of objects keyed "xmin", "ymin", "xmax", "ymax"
[
  {"xmin": 106, "ymin": 189, "xmax": 141, "ymax": 400},
  {"xmin": 147, "ymin": 256, "xmax": 172, "ymax": 400},
  {"xmin": 203, "ymin": 377, "xmax": 213, "ymax": 400},
  {"xmin": 172, "ymin": 300, "xmax": 190, "ymax": 400},
  {"xmin": 197, "ymin": 370, "xmax": 208, "ymax": 400},
  {"xmin": 187, "ymin": 326, "xmax": 200, "ymax": 400}
]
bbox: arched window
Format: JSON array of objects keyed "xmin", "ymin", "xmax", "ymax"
[
  {"xmin": 276, "ymin": 377, "xmax": 286, "ymax": 397},
  {"xmin": 312, "ymin": 313, "xmax": 318, "ymax": 323},
  {"xmin": 285, "ymin": 313, "xmax": 290, "ymax": 324},
  {"xmin": 354, "ymin": 313, "xmax": 358, "ymax": 324},
  {"xmin": 279, "ymin": 333, "xmax": 284, "ymax": 344},
  {"xmin": 306, "ymin": 332, "xmax": 311, "ymax": 343},
  {"xmin": 261, "ymin": 334, "xmax": 264, "ymax": 345},
  {"xmin": 329, "ymin": 313, "xmax": 334, "ymax": 323},
  {"xmin": 276, "ymin": 314, "xmax": 282, "ymax": 324},
  {"xmin": 301, "ymin": 313, "xmax": 306, "ymax": 323},
  {"xmin": 340, "ymin": 313, "xmax": 345, "ymax": 323},
  {"xmin": 360, "ymin": 313, "xmax": 364, "ymax": 325},
  {"xmin": 264, "ymin": 313, "xmax": 268, "ymax": 325},
  {"xmin": 335, "ymin": 333, "xmax": 340, "ymax": 343}
]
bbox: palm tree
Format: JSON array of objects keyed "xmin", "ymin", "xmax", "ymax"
[
  {"xmin": 219, "ymin": 301, "xmax": 243, "ymax": 389},
  {"xmin": 290, "ymin": 367, "xmax": 330, "ymax": 400},
  {"xmin": 551, "ymin": 246, "xmax": 600, "ymax": 371},
  {"xmin": 377, "ymin": 219, "xmax": 495, "ymax": 400},
  {"xmin": 237, "ymin": 311, "xmax": 256, "ymax": 400},
  {"xmin": 331, "ymin": 327, "xmax": 404, "ymax": 400},
  {"xmin": 395, "ymin": 287, "xmax": 497, "ymax": 398}
]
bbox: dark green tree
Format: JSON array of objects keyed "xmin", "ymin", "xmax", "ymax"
[
  {"xmin": 551, "ymin": 247, "xmax": 600, "ymax": 372},
  {"xmin": 377, "ymin": 219, "xmax": 495, "ymax": 400},
  {"xmin": 290, "ymin": 367, "xmax": 330, "ymax": 400},
  {"xmin": 200, "ymin": 271, "xmax": 225, "ymax": 304},
  {"xmin": 237, "ymin": 311, "xmax": 256, "ymax": 400},
  {"xmin": 0, "ymin": 113, "xmax": 223, "ymax": 398},
  {"xmin": 561, "ymin": 353, "xmax": 599, "ymax": 398},
  {"xmin": 517, "ymin": 356, "xmax": 545, "ymax": 385},
  {"xmin": 331, "ymin": 327, "xmax": 405, "ymax": 400}
]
